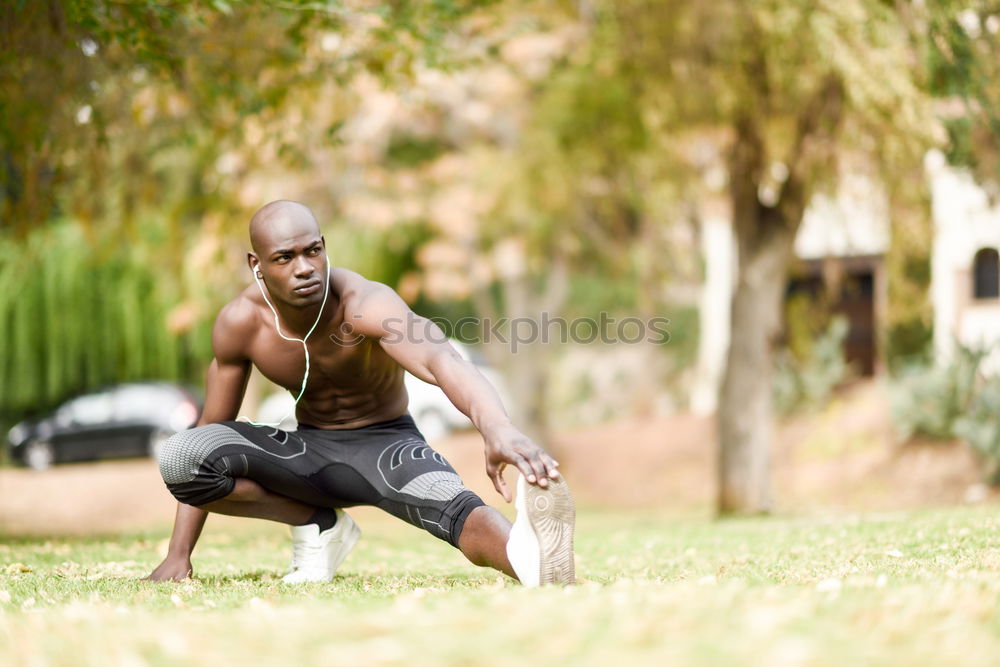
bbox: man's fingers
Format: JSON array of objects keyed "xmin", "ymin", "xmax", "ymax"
[
  {"xmin": 494, "ymin": 473, "xmax": 511, "ymax": 502},
  {"xmin": 542, "ymin": 452, "xmax": 561, "ymax": 478},
  {"xmin": 523, "ymin": 451, "xmax": 550, "ymax": 487},
  {"xmin": 489, "ymin": 464, "xmax": 512, "ymax": 502},
  {"xmin": 488, "ymin": 442, "xmax": 563, "ymax": 499},
  {"xmin": 512, "ymin": 454, "xmax": 539, "ymax": 485}
]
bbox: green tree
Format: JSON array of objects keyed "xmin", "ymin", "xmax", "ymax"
[
  {"xmin": 603, "ymin": 0, "xmax": 936, "ymax": 513},
  {"xmin": 925, "ymin": 2, "xmax": 1000, "ymax": 187},
  {"xmin": 0, "ymin": 0, "xmax": 489, "ymax": 420},
  {"xmin": 0, "ymin": 0, "xmax": 487, "ymax": 236}
]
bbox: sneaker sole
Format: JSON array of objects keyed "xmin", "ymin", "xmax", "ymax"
[{"xmin": 523, "ymin": 477, "xmax": 576, "ymax": 585}]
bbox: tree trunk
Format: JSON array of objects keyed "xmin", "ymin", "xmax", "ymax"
[
  {"xmin": 716, "ymin": 218, "xmax": 795, "ymax": 514},
  {"xmin": 715, "ymin": 74, "xmax": 844, "ymax": 515}
]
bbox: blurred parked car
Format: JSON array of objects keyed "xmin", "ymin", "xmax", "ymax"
[
  {"xmin": 7, "ymin": 382, "xmax": 201, "ymax": 470},
  {"xmin": 256, "ymin": 340, "xmax": 511, "ymax": 442}
]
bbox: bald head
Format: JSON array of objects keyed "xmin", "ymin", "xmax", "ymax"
[
  {"xmin": 247, "ymin": 200, "xmax": 329, "ymax": 308},
  {"xmin": 249, "ymin": 200, "xmax": 320, "ymax": 255}
]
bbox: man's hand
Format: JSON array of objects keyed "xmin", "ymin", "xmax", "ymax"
[
  {"xmin": 144, "ymin": 555, "xmax": 193, "ymax": 582},
  {"xmin": 484, "ymin": 423, "xmax": 560, "ymax": 502}
]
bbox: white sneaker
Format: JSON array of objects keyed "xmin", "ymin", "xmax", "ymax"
[
  {"xmin": 506, "ymin": 474, "xmax": 576, "ymax": 587},
  {"xmin": 281, "ymin": 509, "xmax": 361, "ymax": 584}
]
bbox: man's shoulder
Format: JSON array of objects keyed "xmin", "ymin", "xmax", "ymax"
[
  {"xmin": 218, "ymin": 286, "xmax": 261, "ymax": 326},
  {"xmin": 334, "ymin": 268, "xmax": 397, "ymax": 308},
  {"xmin": 333, "ymin": 268, "xmax": 407, "ymax": 331},
  {"xmin": 212, "ymin": 287, "xmax": 261, "ymax": 356}
]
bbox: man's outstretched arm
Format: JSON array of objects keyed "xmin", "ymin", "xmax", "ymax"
[
  {"xmin": 146, "ymin": 325, "xmax": 251, "ymax": 581},
  {"xmin": 353, "ymin": 286, "xmax": 560, "ymax": 502}
]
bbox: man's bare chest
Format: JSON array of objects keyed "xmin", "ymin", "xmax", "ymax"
[{"xmin": 248, "ymin": 328, "xmax": 380, "ymax": 392}]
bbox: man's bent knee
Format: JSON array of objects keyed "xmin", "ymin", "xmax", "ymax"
[{"xmin": 158, "ymin": 423, "xmax": 248, "ymax": 507}]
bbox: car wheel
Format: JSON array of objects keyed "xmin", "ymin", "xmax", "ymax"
[
  {"xmin": 148, "ymin": 430, "xmax": 172, "ymax": 463},
  {"xmin": 25, "ymin": 440, "xmax": 54, "ymax": 471},
  {"xmin": 416, "ymin": 408, "xmax": 450, "ymax": 443}
]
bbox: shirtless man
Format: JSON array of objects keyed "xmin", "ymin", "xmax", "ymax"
[{"xmin": 146, "ymin": 200, "xmax": 575, "ymax": 586}]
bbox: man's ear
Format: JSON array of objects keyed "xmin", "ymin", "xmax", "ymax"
[
  {"xmin": 247, "ymin": 252, "xmax": 260, "ymax": 274},
  {"xmin": 320, "ymin": 236, "xmax": 332, "ymax": 265}
]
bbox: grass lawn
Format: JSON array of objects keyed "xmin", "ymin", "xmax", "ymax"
[{"xmin": 3, "ymin": 506, "xmax": 1000, "ymax": 666}]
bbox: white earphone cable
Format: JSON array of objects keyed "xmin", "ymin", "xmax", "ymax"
[{"xmin": 238, "ymin": 256, "xmax": 331, "ymax": 427}]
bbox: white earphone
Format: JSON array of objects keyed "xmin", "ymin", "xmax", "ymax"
[{"xmin": 239, "ymin": 256, "xmax": 332, "ymax": 427}]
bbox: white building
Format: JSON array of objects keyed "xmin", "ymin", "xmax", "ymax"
[
  {"xmin": 691, "ymin": 170, "xmax": 890, "ymax": 415},
  {"xmin": 691, "ymin": 150, "xmax": 1000, "ymax": 416},
  {"xmin": 927, "ymin": 150, "xmax": 1000, "ymax": 373}
]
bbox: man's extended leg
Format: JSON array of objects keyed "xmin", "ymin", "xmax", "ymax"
[
  {"xmin": 212, "ymin": 478, "xmax": 517, "ymax": 579},
  {"xmin": 456, "ymin": 476, "xmax": 576, "ymax": 586},
  {"xmin": 457, "ymin": 506, "xmax": 515, "ymax": 577},
  {"xmin": 296, "ymin": 415, "xmax": 577, "ymax": 586}
]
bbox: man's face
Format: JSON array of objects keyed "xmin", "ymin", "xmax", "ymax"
[{"xmin": 251, "ymin": 229, "xmax": 328, "ymax": 309}]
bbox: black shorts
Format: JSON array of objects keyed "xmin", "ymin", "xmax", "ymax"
[{"xmin": 157, "ymin": 415, "xmax": 485, "ymax": 547}]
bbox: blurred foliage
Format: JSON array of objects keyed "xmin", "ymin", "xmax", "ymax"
[
  {"xmin": 783, "ymin": 289, "xmax": 836, "ymax": 366},
  {"xmin": 384, "ymin": 135, "xmax": 451, "ymax": 168},
  {"xmin": 329, "ymin": 219, "xmax": 433, "ymax": 287},
  {"xmin": 563, "ymin": 271, "xmax": 640, "ymax": 319},
  {"xmin": 890, "ymin": 345, "xmax": 988, "ymax": 442},
  {"xmin": 955, "ymin": 379, "xmax": 1000, "ymax": 483},
  {"xmin": 892, "ymin": 343, "xmax": 1000, "ymax": 483},
  {"xmin": 884, "ymin": 189, "xmax": 935, "ymax": 369},
  {"xmin": 0, "ymin": 221, "xmax": 207, "ymax": 421},
  {"xmin": 0, "ymin": 0, "xmax": 487, "ymax": 420},
  {"xmin": 0, "ymin": 0, "xmax": 497, "ymax": 233},
  {"xmin": 664, "ymin": 304, "xmax": 699, "ymax": 371},
  {"xmin": 926, "ymin": 2, "xmax": 1000, "ymax": 189},
  {"xmin": 774, "ymin": 316, "xmax": 851, "ymax": 415}
]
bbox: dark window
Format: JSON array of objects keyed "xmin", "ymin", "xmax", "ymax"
[{"xmin": 973, "ymin": 248, "xmax": 1000, "ymax": 299}]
